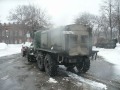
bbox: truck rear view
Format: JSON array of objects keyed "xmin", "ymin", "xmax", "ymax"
[{"xmin": 32, "ymin": 24, "xmax": 95, "ymax": 76}]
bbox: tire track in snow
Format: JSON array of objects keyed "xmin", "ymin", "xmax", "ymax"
[{"xmin": 59, "ymin": 66, "xmax": 107, "ymax": 90}]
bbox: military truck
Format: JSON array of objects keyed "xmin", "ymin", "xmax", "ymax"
[
  {"xmin": 95, "ymin": 37, "xmax": 117, "ymax": 49},
  {"xmin": 27, "ymin": 24, "xmax": 97, "ymax": 76}
]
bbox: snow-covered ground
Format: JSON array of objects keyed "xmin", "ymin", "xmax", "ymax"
[
  {"xmin": 60, "ymin": 65, "xmax": 107, "ymax": 90},
  {"xmin": 0, "ymin": 42, "xmax": 119, "ymax": 89},
  {"xmin": 93, "ymin": 43, "xmax": 120, "ymax": 76},
  {"xmin": 0, "ymin": 43, "xmax": 22, "ymax": 57},
  {"xmin": 93, "ymin": 43, "xmax": 120, "ymax": 66},
  {"xmin": 47, "ymin": 78, "xmax": 58, "ymax": 83}
]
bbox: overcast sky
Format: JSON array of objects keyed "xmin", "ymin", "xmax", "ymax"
[{"xmin": 0, "ymin": 0, "xmax": 102, "ymax": 27}]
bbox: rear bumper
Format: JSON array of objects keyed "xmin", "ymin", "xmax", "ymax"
[
  {"xmin": 61, "ymin": 51, "xmax": 98, "ymax": 63},
  {"xmin": 63, "ymin": 55, "xmax": 87, "ymax": 64}
]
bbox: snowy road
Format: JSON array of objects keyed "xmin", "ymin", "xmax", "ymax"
[{"xmin": 0, "ymin": 54, "xmax": 120, "ymax": 90}]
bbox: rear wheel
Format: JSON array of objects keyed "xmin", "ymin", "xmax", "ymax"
[
  {"xmin": 44, "ymin": 54, "xmax": 57, "ymax": 77},
  {"xmin": 76, "ymin": 57, "xmax": 90, "ymax": 73},
  {"xmin": 37, "ymin": 52, "xmax": 45, "ymax": 71}
]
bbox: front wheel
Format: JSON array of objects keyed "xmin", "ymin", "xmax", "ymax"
[
  {"xmin": 76, "ymin": 57, "xmax": 90, "ymax": 73},
  {"xmin": 44, "ymin": 54, "xmax": 58, "ymax": 77}
]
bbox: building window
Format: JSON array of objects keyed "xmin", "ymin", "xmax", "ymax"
[
  {"xmin": 21, "ymin": 31, "xmax": 23, "ymax": 36},
  {"xmin": 19, "ymin": 39, "xmax": 22, "ymax": 44},
  {"xmin": 15, "ymin": 31, "xmax": 18, "ymax": 36},
  {"xmin": 2, "ymin": 30, "xmax": 5, "ymax": 36},
  {"xmin": 6, "ymin": 30, "xmax": 9, "ymax": 37},
  {"xmin": 2, "ymin": 40, "xmax": 4, "ymax": 42},
  {"xmin": 19, "ymin": 31, "xmax": 23, "ymax": 36},
  {"xmin": 9, "ymin": 30, "xmax": 13, "ymax": 36},
  {"xmin": 15, "ymin": 40, "xmax": 17, "ymax": 44}
]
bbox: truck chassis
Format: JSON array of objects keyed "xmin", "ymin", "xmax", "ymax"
[{"xmin": 27, "ymin": 48, "xmax": 92, "ymax": 77}]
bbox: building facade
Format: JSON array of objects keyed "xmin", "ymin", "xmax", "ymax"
[{"xmin": 0, "ymin": 23, "xmax": 31, "ymax": 44}]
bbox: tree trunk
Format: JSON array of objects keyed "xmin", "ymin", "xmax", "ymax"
[
  {"xmin": 118, "ymin": 1, "xmax": 120, "ymax": 43},
  {"xmin": 109, "ymin": 0, "xmax": 112, "ymax": 40}
]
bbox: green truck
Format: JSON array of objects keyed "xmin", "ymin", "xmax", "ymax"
[
  {"xmin": 26, "ymin": 24, "xmax": 97, "ymax": 77},
  {"xmin": 95, "ymin": 37, "xmax": 117, "ymax": 49}
]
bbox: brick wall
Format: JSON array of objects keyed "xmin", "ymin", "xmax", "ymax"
[{"xmin": 0, "ymin": 23, "xmax": 31, "ymax": 44}]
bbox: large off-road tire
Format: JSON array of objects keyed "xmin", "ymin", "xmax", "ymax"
[
  {"xmin": 37, "ymin": 52, "xmax": 45, "ymax": 71},
  {"xmin": 44, "ymin": 54, "xmax": 57, "ymax": 77},
  {"xmin": 76, "ymin": 57, "xmax": 90, "ymax": 73}
]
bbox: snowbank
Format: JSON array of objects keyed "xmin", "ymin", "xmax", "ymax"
[
  {"xmin": 0, "ymin": 44, "xmax": 22, "ymax": 57},
  {"xmin": 0, "ymin": 42, "xmax": 32, "ymax": 57},
  {"xmin": 115, "ymin": 43, "xmax": 120, "ymax": 50},
  {"xmin": 93, "ymin": 43, "xmax": 120, "ymax": 66},
  {"xmin": 0, "ymin": 43, "xmax": 7, "ymax": 50}
]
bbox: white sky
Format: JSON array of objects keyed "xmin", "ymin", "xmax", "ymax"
[{"xmin": 0, "ymin": 0, "xmax": 102, "ymax": 27}]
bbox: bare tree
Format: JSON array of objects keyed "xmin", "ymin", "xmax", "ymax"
[
  {"xmin": 100, "ymin": 0, "xmax": 117, "ymax": 40},
  {"xmin": 96, "ymin": 14, "xmax": 111, "ymax": 39},
  {"xmin": 114, "ymin": 0, "xmax": 120, "ymax": 42},
  {"xmin": 74, "ymin": 0, "xmax": 119, "ymax": 44},
  {"xmin": 8, "ymin": 5, "xmax": 52, "ymax": 30},
  {"xmin": 74, "ymin": 12, "xmax": 96, "ymax": 28},
  {"xmin": 8, "ymin": 5, "xmax": 52, "ymax": 41}
]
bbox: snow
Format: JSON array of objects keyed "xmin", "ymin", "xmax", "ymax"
[
  {"xmin": 0, "ymin": 43, "xmax": 7, "ymax": 50},
  {"xmin": 60, "ymin": 65, "xmax": 107, "ymax": 90},
  {"xmin": 93, "ymin": 43, "xmax": 120, "ymax": 66},
  {"xmin": 62, "ymin": 77, "xmax": 69, "ymax": 81},
  {"xmin": 1, "ymin": 75, "xmax": 9, "ymax": 80},
  {"xmin": 0, "ymin": 43, "xmax": 22, "ymax": 57},
  {"xmin": 8, "ymin": 59, "xmax": 15, "ymax": 64},
  {"xmin": 22, "ymin": 42, "xmax": 31, "ymax": 47},
  {"xmin": 47, "ymin": 78, "xmax": 58, "ymax": 83},
  {"xmin": 68, "ymin": 73, "xmax": 107, "ymax": 90}
]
